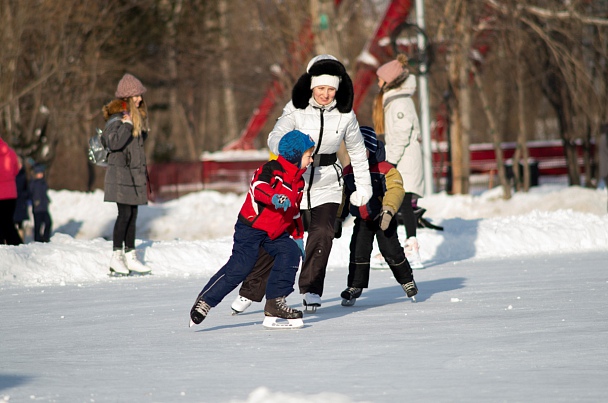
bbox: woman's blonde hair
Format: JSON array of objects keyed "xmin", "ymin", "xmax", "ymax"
[
  {"xmin": 372, "ymin": 92, "xmax": 385, "ymax": 135},
  {"xmin": 128, "ymin": 97, "xmax": 149, "ymax": 137}
]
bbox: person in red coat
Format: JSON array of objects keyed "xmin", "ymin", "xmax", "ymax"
[
  {"xmin": 0, "ymin": 137, "xmax": 23, "ymax": 245},
  {"xmin": 189, "ymin": 130, "xmax": 315, "ymax": 328}
]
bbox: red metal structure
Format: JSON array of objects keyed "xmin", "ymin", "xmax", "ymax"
[
  {"xmin": 222, "ymin": 0, "xmax": 414, "ymax": 151},
  {"xmin": 146, "ymin": 1, "xmax": 594, "ymax": 202}
]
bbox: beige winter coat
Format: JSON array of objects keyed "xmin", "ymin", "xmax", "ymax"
[{"xmin": 382, "ymin": 75, "xmax": 424, "ymax": 198}]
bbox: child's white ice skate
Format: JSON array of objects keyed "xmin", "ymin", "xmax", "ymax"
[
  {"xmin": 302, "ymin": 292, "xmax": 321, "ymax": 313},
  {"xmin": 231, "ymin": 295, "xmax": 252, "ymax": 315}
]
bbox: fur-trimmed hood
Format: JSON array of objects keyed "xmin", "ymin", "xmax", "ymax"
[
  {"xmin": 292, "ymin": 55, "xmax": 354, "ymax": 113},
  {"xmin": 102, "ymin": 99, "xmax": 148, "ymax": 121}
]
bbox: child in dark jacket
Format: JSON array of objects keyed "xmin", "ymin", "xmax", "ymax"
[
  {"xmin": 189, "ymin": 130, "xmax": 315, "ymax": 329},
  {"xmin": 29, "ymin": 164, "xmax": 52, "ymax": 243},
  {"xmin": 339, "ymin": 126, "xmax": 417, "ymax": 306}
]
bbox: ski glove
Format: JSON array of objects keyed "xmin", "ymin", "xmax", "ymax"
[
  {"xmin": 350, "ymin": 189, "xmax": 371, "ymax": 207},
  {"xmin": 379, "ymin": 206, "xmax": 396, "ymax": 231},
  {"xmin": 271, "ymin": 194, "xmax": 291, "ymax": 211},
  {"xmin": 294, "ymin": 238, "xmax": 306, "ymax": 260}
]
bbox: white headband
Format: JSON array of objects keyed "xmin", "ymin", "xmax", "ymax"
[{"xmin": 310, "ymin": 74, "xmax": 340, "ymax": 90}]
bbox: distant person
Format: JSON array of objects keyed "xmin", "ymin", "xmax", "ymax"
[
  {"xmin": 29, "ymin": 164, "xmax": 52, "ymax": 243},
  {"xmin": 232, "ymin": 54, "xmax": 372, "ymax": 314},
  {"xmin": 13, "ymin": 158, "xmax": 30, "ymax": 242},
  {"xmin": 189, "ymin": 130, "xmax": 315, "ymax": 329},
  {"xmin": 339, "ymin": 126, "xmax": 417, "ymax": 306},
  {"xmin": 0, "ymin": 137, "xmax": 23, "ymax": 245},
  {"xmin": 373, "ymin": 54, "xmax": 425, "ymax": 269},
  {"xmin": 102, "ymin": 73, "xmax": 151, "ymax": 276},
  {"xmin": 599, "ymin": 123, "xmax": 608, "ymax": 211}
]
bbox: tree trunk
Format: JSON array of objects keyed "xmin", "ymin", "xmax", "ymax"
[
  {"xmin": 219, "ymin": 0, "xmax": 238, "ymax": 143},
  {"xmin": 471, "ymin": 64, "xmax": 511, "ymax": 199},
  {"xmin": 515, "ymin": 39, "xmax": 531, "ymax": 192},
  {"xmin": 160, "ymin": 0, "xmax": 197, "ymax": 160}
]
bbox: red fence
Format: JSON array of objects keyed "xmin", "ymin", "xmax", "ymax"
[{"xmin": 147, "ymin": 140, "xmax": 594, "ymax": 202}]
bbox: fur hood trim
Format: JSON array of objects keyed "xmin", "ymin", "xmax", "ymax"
[
  {"xmin": 292, "ymin": 58, "xmax": 354, "ymax": 113},
  {"xmin": 102, "ymin": 99, "xmax": 148, "ymax": 121}
]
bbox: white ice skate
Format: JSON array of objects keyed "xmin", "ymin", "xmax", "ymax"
[
  {"xmin": 125, "ymin": 250, "xmax": 152, "ymax": 275},
  {"xmin": 231, "ymin": 295, "xmax": 252, "ymax": 315},
  {"xmin": 109, "ymin": 250, "xmax": 130, "ymax": 276},
  {"xmin": 370, "ymin": 252, "xmax": 389, "ymax": 270},
  {"xmin": 302, "ymin": 292, "xmax": 321, "ymax": 313},
  {"xmin": 404, "ymin": 237, "xmax": 424, "ymax": 270}
]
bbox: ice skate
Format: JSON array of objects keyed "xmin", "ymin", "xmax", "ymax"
[
  {"xmin": 340, "ymin": 287, "xmax": 362, "ymax": 307},
  {"xmin": 401, "ymin": 280, "xmax": 418, "ymax": 302},
  {"xmin": 302, "ymin": 292, "xmax": 321, "ymax": 313},
  {"xmin": 231, "ymin": 295, "xmax": 252, "ymax": 315},
  {"xmin": 404, "ymin": 237, "xmax": 424, "ymax": 270},
  {"xmin": 263, "ymin": 296, "xmax": 303, "ymax": 329},
  {"xmin": 124, "ymin": 249, "xmax": 152, "ymax": 275},
  {"xmin": 109, "ymin": 250, "xmax": 130, "ymax": 276},
  {"xmin": 370, "ymin": 253, "xmax": 389, "ymax": 270},
  {"xmin": 189, "ymin": 295, "xmax": 211, "ymax": 328}
]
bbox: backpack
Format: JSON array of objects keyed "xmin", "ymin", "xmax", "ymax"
[{"xmin": 88, "ymin": 116, "xmax": 121, "ymax": 167}]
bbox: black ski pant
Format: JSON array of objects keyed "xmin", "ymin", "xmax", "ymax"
[
  {"xmin": 0, "ymin": 199, "xmax": 23, "ymax": 245},
  {"xmin": 238, "ymin": 202, "xmax": 339, "ymax": 300},
  {"xmin": 398, "ymin": 192, "xmax": 417, "ymax": 239},
  {"xmin": 33, "ymin": 211, "xmax": 52, "ymax": 242},
  {"xmin": 113, "ymin": 203, "xmax": 138, "ymax": 251},
  {"xmin": 347, "ymin": 216, "xmax": 413, "ymax": 288}
]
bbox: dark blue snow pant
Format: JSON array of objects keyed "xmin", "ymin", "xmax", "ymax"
[
  {"xmin": 33, "ymin": 211, "xmax": 52, "ymax": 243},
  {"xmin": 348, "ymin": 216, "xmax": 413, "ymax": 288},
  {"xmin": 198, "ymin": 221, "xmax": 301, "ymax": 307}
]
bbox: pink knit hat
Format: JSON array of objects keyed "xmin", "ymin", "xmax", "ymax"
[
  {"xmin": 115, "ymin": 73, "xmax": 147, "ymax": 98},
  {"xmin": 376, "ymin": 54, "xmax": 409, "ymax": 85}
]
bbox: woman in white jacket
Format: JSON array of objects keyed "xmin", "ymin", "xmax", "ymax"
[
  {"xmin": 373, "ymin": 54, "xmax": 425, "ymax": 269},
  {"xmin": 232, "ymin": 54, "xmax": 372, "ymax": 312}
]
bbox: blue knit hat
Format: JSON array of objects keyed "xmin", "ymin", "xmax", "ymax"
[
  {"xmin": 278, "ymin": 130, "xmax": 316, "ymax": 165},
  {"xmin": 360, "ymin": 126, "xmax": 378, "ymax": 154},
  {"xmin": 33, "ymin": 163, "xmax": 46, "ymax": 174}
]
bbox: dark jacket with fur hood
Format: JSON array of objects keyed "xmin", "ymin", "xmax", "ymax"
[{"xmin": 102, "ymin": 99, "xmax": 148, "ymax": 205}]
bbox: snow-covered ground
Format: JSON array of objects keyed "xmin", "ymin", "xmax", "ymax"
[{"xmin": 1, "ymin": 184, "xmax": 607, "ymax": 402}]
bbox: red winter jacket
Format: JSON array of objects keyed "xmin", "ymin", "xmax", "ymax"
[
  {"xmin": 0, "ymin": 138, "xmax": 20, "ymax": 200},
  {"xmin": 238, "ymin": 156, "xmax": 306, "ymax": 240}
]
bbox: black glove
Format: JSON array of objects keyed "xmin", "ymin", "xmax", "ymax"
[
  {"xmin": 334, "ymin": 218, "xmax": 344, "ymax": 239},
  {"xmin": 379, "ymin": 206, "xmax": 396, "ymax": 231}
]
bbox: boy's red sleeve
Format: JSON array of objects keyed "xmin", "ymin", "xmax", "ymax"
[
  {"xmin": 290, "ymin": 215, "xmax": 305, "ymax": 239},
  {"xmin": 249, "ymin": 161, "xmax": 280, "ymax": 206}
]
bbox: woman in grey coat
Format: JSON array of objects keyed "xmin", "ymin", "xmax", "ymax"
[{"xmin": 102, "ymin": 73, "xmax": 151, "ymax": 275}]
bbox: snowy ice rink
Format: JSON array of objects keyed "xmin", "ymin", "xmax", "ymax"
[{"xmin": 1, "ymin": 185, "xmax": 607, "ymax": 402}]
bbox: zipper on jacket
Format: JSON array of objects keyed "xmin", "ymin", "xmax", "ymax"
[{"xmin": 306, "ymin": 108, "xmax": 325, "ymax": 210}]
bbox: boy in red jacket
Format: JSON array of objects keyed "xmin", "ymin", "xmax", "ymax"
[{"xmin": 189, "ymin": 130, "xmax": 315, "ymax": 329}]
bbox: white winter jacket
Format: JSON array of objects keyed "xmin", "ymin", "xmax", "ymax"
[
  {"xmin": 383, "ymin": 75, "xmax": 425, "ymax": 198},
  {"xmin": 268, "ymin": 99, "xmax": 372, "ymax": 209}
]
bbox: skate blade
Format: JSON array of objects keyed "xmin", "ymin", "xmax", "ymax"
[
  {"xmin": 410, "ymin": 296, "xmax": 417, "ymax": 303},
  {"xmin": 262, "ymin": 317, "xmax": 303, "ymax": 329},
  {"xmin": 189, "ymin": 319, "xmax": 196, "ymax": 328},
  {"xmin": 341, "ymin": 298, "xmax": 356, "ymax": 307},
  {"xmin": 108, "ymin": 269, "xmax": 129, "ymax": 277},
  {"xmin": 128, "ymin": 269, "xmax": 152, "ymax": 276},
  {"xmin": 302, "ymin": 302, "xmax": 320, "ymax": 313}
]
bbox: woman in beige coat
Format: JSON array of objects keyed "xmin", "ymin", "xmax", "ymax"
[{"xmin": 373, "ymin": 54, "xmax": 425, "ymax": 269}]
